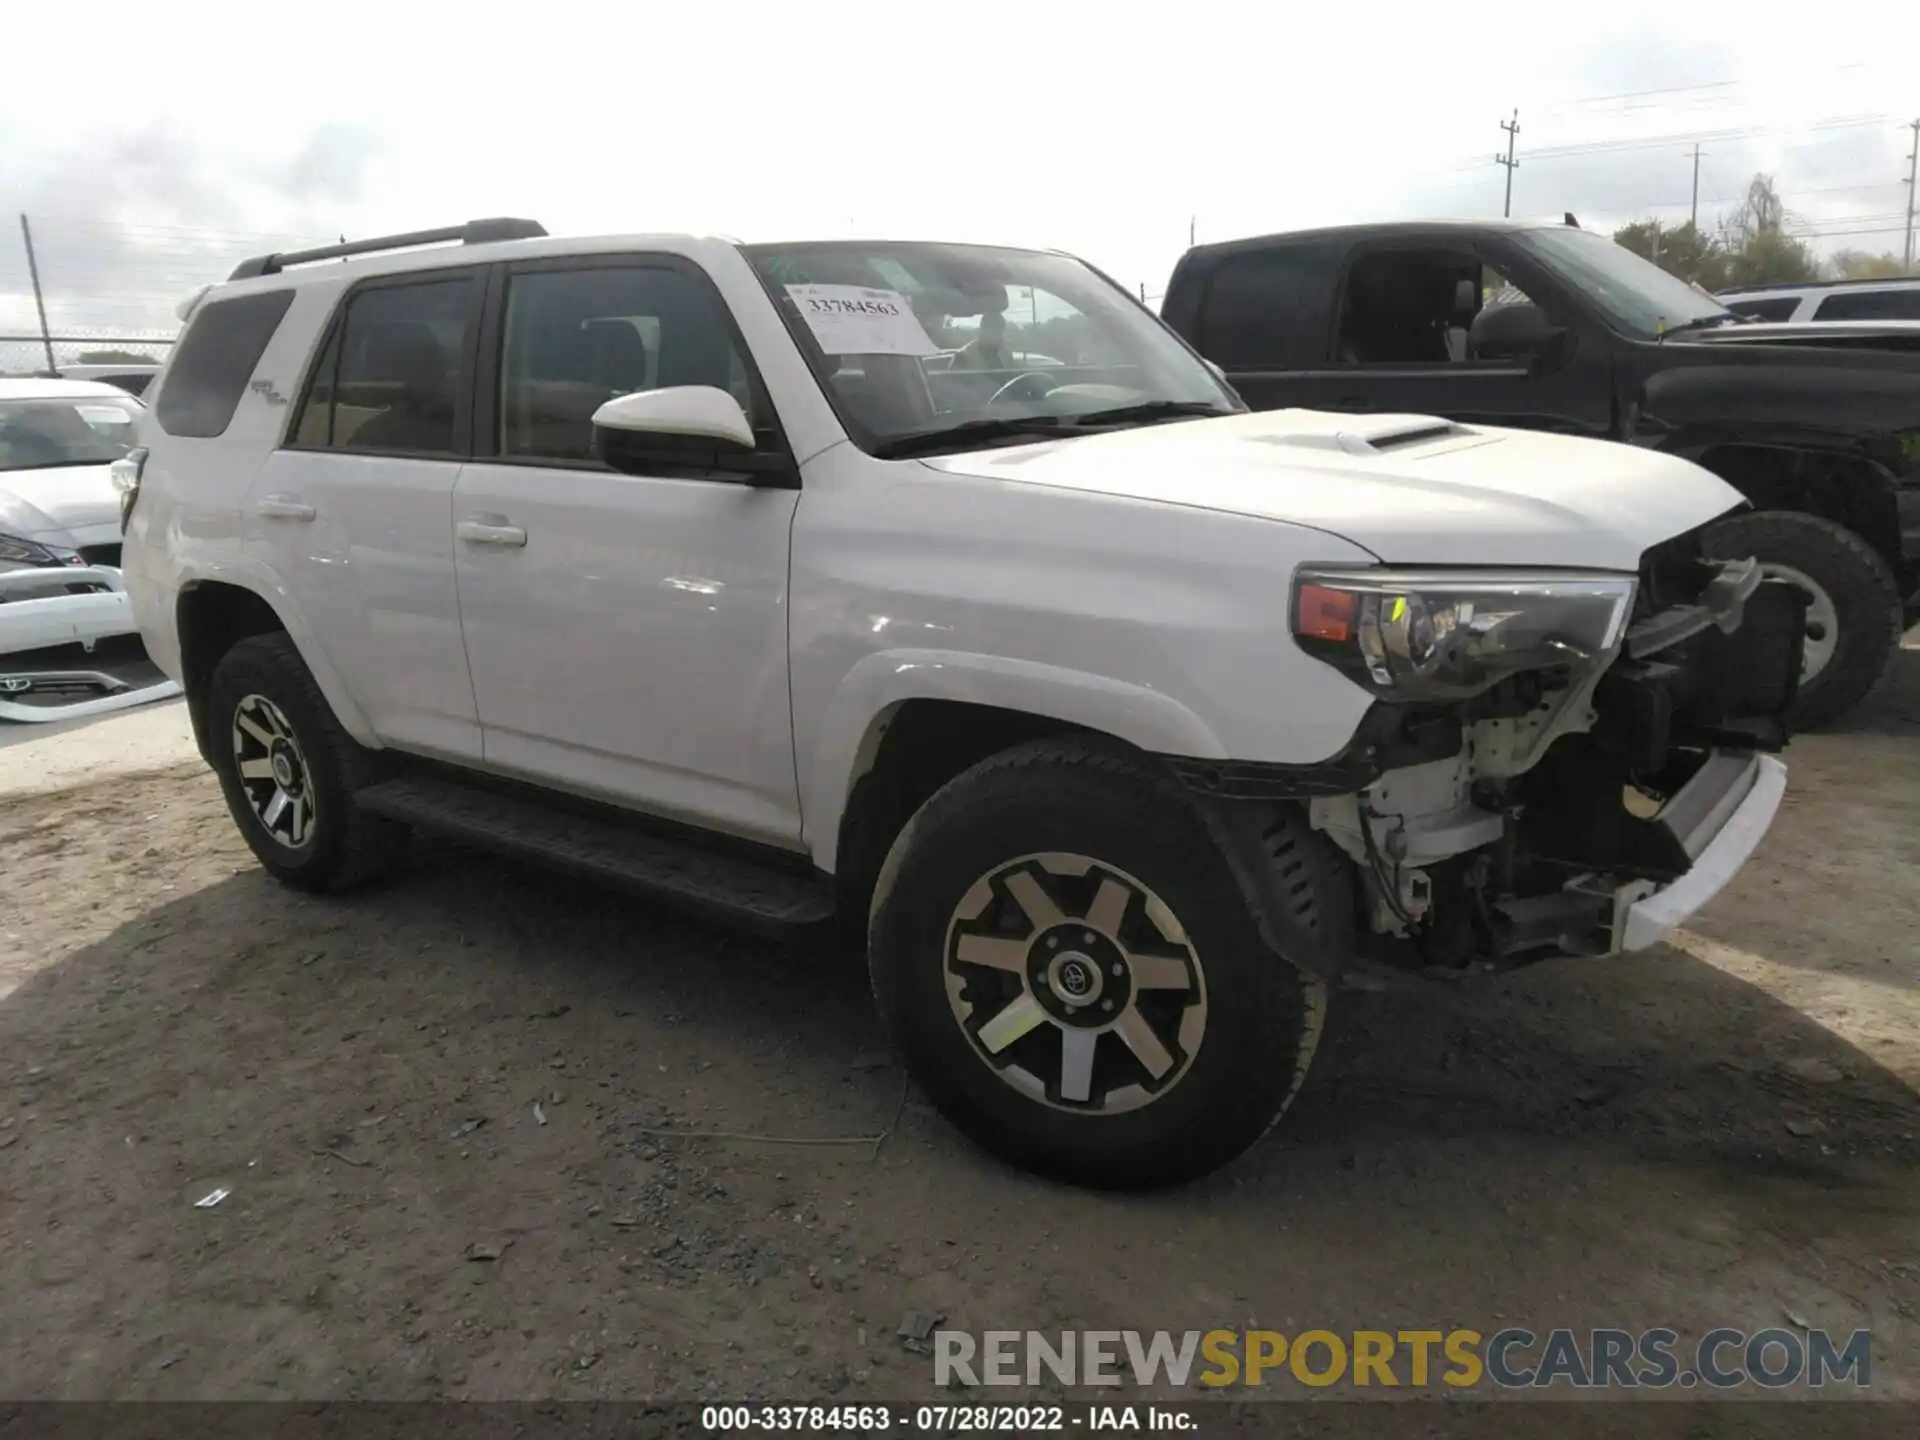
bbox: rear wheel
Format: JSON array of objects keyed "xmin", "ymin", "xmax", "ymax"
[
  {"xmin": 207, "ymin": 633, "xmax": 408, "ymax": 891},
  {"xmin": 867, "ymin": 736, "xmax": 1331, "ymax": 1190},
  {"xmin": 1703, "ymin": 510, "xmax": 1902, "ymax": 730}
]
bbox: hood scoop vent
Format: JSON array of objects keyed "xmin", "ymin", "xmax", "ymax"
[{"xmin": 1251, "ymin": 415, "xmax": 1465, "ymax": 457}]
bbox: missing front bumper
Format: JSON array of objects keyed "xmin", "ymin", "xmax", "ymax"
[
  {"xmin": 1490, "ymin": 749, "xmax": 1787, "ymax": 960},
  {"xmin": 1617, "ymin": 752, "xmax": 1786, "ymax": 951}
]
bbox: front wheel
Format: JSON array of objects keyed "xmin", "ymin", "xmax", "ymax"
[
  {"xmin": 1702, "ymin": 510, "xmax": 1902, "ymax": 730},
  {"xmin": 867, "ymin": 737, "xmax": 1332, "ymax": 1190}
]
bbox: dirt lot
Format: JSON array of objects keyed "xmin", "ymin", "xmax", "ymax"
[{"xmin": 2, "ymin": 654, "xmax": 1918, "ymax": 1421}]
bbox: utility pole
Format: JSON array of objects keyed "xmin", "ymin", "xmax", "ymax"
[
  {"xmin": 1903, "ymin": 119, "xmax": 1919, "ymax": 271},
  {"xmin": 1189, "ymin": 216, "xmax": 1195, "ymax": 247},
  {"xmin": 17, "ymin": 215, "xmax": 56, "ymax": 376},
  {"xmin": 1690, "ymin": 143, "xmax": 1702, "ymax": 231},
  {"xmin": 1495, "ymin": 110, "xmax": 1520, "ymax": 218}
]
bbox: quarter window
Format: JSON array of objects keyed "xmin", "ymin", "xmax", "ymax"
[
  {"xmin": 498, "ymin": 266, "xmax": 758, "ymax": 463},
  {"xmin": 154, "ymin": 289, "xmax": 294, "ymax": 438},
  {"xmin": 293, "ymin": 277, "xmax": 476, "ymax": 454}
]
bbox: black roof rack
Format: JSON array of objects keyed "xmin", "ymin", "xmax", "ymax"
[{"xmin": 227, "ymin": 217, "xmax": 547, "ymax": 281}]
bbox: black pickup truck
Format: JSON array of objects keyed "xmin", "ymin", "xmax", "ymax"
[{"xmin": 1160, "ymin": 219, "xmax": 1920, "ymax": 726}]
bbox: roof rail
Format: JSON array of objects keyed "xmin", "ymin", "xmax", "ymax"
[
  {"xmin": 227, "ymin": 217, "xmax": 548, "ymax": 281},
  {"xmin": 1718, "ymin": 275, "xmax": 1920, "ymax": 295}
]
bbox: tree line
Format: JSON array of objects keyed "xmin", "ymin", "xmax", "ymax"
[{"xmin": 1611, "ymin": 175, "xmax": 1914, "ymax": 289}]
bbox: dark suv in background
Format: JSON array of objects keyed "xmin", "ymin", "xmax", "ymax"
[{"xmin": 1160, "ymin": 219, "xmax": 1920, "ymax": 726}]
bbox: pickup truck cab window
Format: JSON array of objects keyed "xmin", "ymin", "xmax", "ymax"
[
  {"xmin": 1196, "ymin": 248, "xmax": 1337, "ymax": 370},
  {"xmin": 742, "ymin": 241, "xmax": 1240, "ymax": 457},
  {"xmin": 1331, "ymin": 249, "xmax": 1543, "ymax": 366}
]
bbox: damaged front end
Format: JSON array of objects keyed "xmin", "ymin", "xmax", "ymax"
[{"xmin": 1292, "ymin": 530, "xmax": 1803, "ymax": 970}]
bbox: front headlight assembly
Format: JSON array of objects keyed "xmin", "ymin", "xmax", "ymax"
[
  {"xmin": 1292, "ymin": 567, "xmax": 1637, "ymax": 702},
  {"xmin": 0, "ymin": 532, "xmax": 83, "ymax": 571}
]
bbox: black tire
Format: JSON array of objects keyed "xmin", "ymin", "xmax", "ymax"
[
  {"xmin": 866, "ymin": 735, "xmax": 1332, "ymax": 1190},
  {"xmin": 206, "ymin": 632, "xmax": 408, "ymax": 892},
  {"xmin": 1702, "ymin": 510, "xmax": 1902, "ymax": 730}
]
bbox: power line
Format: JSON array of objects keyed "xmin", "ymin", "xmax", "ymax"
[
  {"xmin": 1539, "ymin": 59, "xmax": 1874, "ymax": 115},
  {"xmin": 1416, "ymin": 112, "xmax": 1900, "ymax": 185}
]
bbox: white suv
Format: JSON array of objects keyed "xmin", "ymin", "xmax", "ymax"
[
  {"xmin": 1718, "ymin": 277, "xmax": 1920, "ymax": 323},
  {"xmin": 122, "ymin": 218, "xmax": 1805, "ymax": 1188}
]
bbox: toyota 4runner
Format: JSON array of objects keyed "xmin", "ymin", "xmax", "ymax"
[{"xmin": 122, "ymin": 218, "xmax": 1804, "ymax": 1188}]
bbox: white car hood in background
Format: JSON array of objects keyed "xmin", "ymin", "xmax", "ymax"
[
  {"xmin": 922, "ymin": 409, "xmax": 1745, "ymax": 570},
  {"xmin": 0, "ymin": 462, "xmax": 120, "ymax": 539}
]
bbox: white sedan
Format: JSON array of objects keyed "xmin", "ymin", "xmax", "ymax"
[{"xmin": 0, "ymin": 377, "xmax": 181, "ymax": 721}]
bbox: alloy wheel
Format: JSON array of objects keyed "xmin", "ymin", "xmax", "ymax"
[
  {"xmin": 943, "ymin": 852, "xmax": 1207, "ymax": 1114},
  {"xmin": 231, "ymin": 693, "xmax": 316, "ymax": 848}
]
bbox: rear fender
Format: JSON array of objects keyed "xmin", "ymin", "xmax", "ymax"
[{"xmin": 174, "ymin": 559, "xmax": 378, "ymax": 754}]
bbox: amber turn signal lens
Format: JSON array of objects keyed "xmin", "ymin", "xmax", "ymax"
[{"xmin": 1296, "ymin": 584, "xmax": 1356, "ymax": 643}]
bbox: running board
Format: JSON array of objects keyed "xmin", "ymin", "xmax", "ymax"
[{"xmin": 353, "ymin": 775, "xmax": 835, "ymax": 939}]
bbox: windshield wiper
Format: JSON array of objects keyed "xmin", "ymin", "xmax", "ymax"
[
  {"xmin": 1658, "ymin": 313, "xmax": 1750, "ymax": 339},
  {"xmin": 868, "ymin": 417, "xmax": 1077, "ymax": 459},
  {"xmin": 867, "ymin": 402, "xmax": 1239, "ymax": 460},
  {"xmin": 1058, "ymin": 400, "xmax": 1239, "ymax": 429}
]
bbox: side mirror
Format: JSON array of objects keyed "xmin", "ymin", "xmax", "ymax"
[
  {"xmin": 1468, "ymin": 301, "xmax": 1566, "ymax": 367},
  {"xmin": 1204, "ymin": 358, "xmax": 1227, "ymax": 380},
  {"xmin": 592, "ymin": 385, "xmax": 756, "ymax": 454},
  {"xmin": 590, "ymin": 385, "xmax": 796, "ymax": 486}
]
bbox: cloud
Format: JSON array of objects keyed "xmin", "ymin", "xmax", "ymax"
[
  {"xmin": 279, "ymin": 123, "xmax": 381, "ymax": 208},
  {"xmin": 0, "ymin": 123, "xmax": 378, "ymax": 350}
]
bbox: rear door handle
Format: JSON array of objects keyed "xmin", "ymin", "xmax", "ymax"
[
  {"xmin": 256, "ymin": 495, "xmax": 315, "ymax": 521},
  {"xmin": 457, "ymin": 518, "xmax": 528, "ymax": 548}
]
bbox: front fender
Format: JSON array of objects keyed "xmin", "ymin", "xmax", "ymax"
[{"xmin": 800, "ymin": 648, "xmax": 1227, "ymax": 870}]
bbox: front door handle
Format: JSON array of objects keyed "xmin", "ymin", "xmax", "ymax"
[
  {"xmin": 256, "ymin": 495, "xmax": 315, "ymax": 521},
  {"xmin": 457, "ymin": 518, "xmax": 528, "ymax": 548}
]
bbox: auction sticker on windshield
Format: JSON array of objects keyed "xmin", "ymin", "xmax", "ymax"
[{"xmin": 785, "ymin": 284, "xmax": 939, "ymax": 356}]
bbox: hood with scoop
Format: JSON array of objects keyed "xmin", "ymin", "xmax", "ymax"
[{"xmin": 920, "ymin": 409, "xmax": 1745, "ymax": 571}]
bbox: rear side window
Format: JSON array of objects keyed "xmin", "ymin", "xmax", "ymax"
[
  {"xmin": 292, "ymin": 277, "xmax": 477, "ymax": 455},
  {"xmin": 1198, "ymin": 248, "xmax": 1333, "ymax": 370},
  {"xmin": 154, "ymin": 289, "xmax": 295, "ymax": 438},
  {"xmin": 1813, "ymin": 289, "xmax": 1920, "ymax": 321},
  {"xmin": 1724, "ymin": 296, "xmax": 1800, "ymax": 321}
]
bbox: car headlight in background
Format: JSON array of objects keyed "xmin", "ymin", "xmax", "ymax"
[
  {"xmin": 1292, "ymin": 567, "xmax": 1637, "ymax": 701},
  {"xmin": 0, "ymin": 533, "xmax": 84, "ymax": 571}
]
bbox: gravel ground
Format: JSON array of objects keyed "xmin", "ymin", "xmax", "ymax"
[{"xmin": 1, "ymin": 653, "xmax": 1917, "ymax": 1426}]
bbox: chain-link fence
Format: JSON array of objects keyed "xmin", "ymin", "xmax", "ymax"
[
  {"xmin": 0, "ymin": 330, "xmax": 174, "ymax": 378},
  {"xmin": 4, "ymin": 212, "xmax": 336, "ymax": 380}
]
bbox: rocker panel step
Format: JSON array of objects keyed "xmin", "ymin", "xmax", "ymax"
[{"xmin": 354, "ymin": 775, "xmax": 834, "ymax": 938}]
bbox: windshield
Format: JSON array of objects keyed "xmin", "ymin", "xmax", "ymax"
[
  {"xmin": 0, "ymin": 396, "xmax": 143, "ymax": 472},
  {"xmin": 741, "ymin": 241, "xmax": 1241, "ymax": 454},
  {"xmin": 1510, "ymin": 226, "xmax": 1732, "ymax": 339}
]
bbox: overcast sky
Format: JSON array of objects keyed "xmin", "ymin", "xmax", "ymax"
[{"xmin": 2, "ymin": 0, "xmax": 1916, "ymax": 344}]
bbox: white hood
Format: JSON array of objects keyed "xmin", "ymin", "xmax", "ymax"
[
  {"xmin": 921, "ymin": 409, "xmax": 1745, "ymax": 570},
  {"xmin": 0, "ymin": 462, "xmax": 120, "ymax": 540}
]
